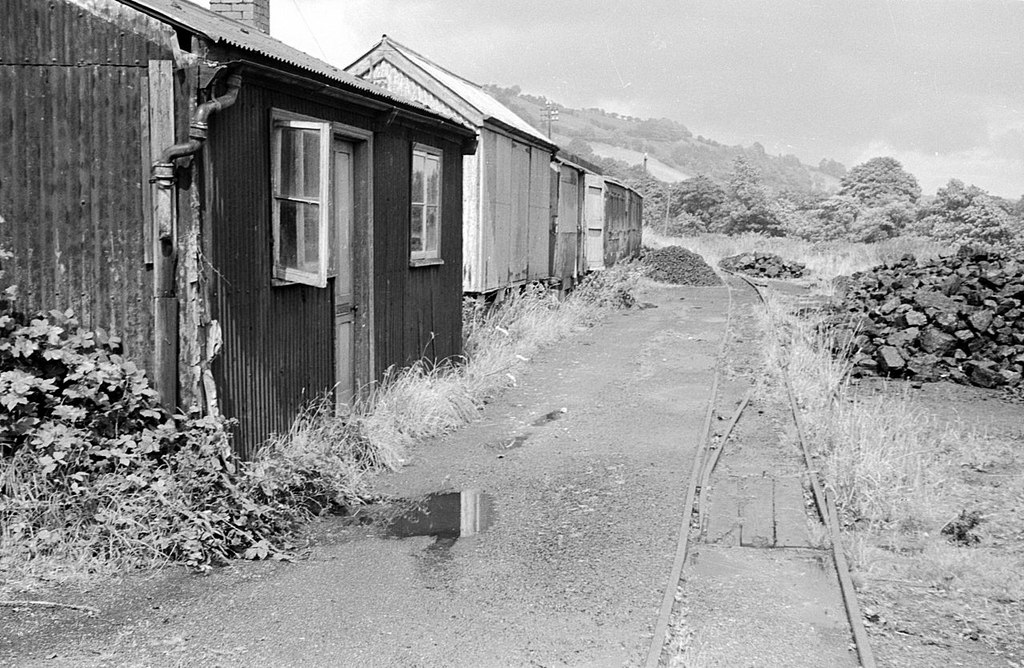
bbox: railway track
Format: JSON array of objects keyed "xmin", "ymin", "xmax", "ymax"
[{"xmin": 646, "ymin": 273, "xmax": 876, "ymax": 668}]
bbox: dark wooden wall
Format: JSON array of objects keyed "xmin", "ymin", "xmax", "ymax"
[
  {"xmin": 0, "ymin": 0, "xmax": 182, "ymax": 375},
  {"xmin": 205, "ymin": 78, "xmax": 464, "ymax": 456},
  {"xmin": 604, "ymin": 181, "xmax": 643, "ymax": 267}
]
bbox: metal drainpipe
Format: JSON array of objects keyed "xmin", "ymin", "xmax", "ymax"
[{"xmin": 150, "ymin": 72, "xmax": 242, "ymax": 410}]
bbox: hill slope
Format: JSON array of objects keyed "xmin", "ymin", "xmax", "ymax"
[{"xmin": 484, "ymin": 85, "xmax": 842, "ymax": 194}]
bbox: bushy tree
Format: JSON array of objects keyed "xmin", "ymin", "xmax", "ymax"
[
  {"xmin": 915, "ymin": 179, "xmax": 1021, "ymax": 248},
  {"xmin": 839, "ymin": 156, "xmax": 921, "ymax": 206},
  {"xmin": 817, "ymin": 158, "xmax": 847, "ymax": 180},
  {"xmin": 723, "ymin": 157, "xmax": 783, "ymax": 235},
  {"xmin": 672, "ymin": 175, "xmax": 728, "ymax": 225},
  {"xmin": 848, "ymin": 199, "xmax": 917, "ymax": 242},
  {"xmin": 785, "ymin": 194, "xmax": 860, "ymax": 241}
]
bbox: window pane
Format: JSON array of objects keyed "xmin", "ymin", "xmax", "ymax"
[
  {"xmin": 279, "ymin": 127, "xmax": 320, "ymax": 199},
  {"xmin": 412, "ymin": 153, "xmax": 425, "ymax": 205},
  {"xmin": 410, "ymin": 205, "xmax": 423, "ymax": 252},
  {"xmin": 279, "ymin": 199, "xmax": 299, "ymax": 269},
  {"xmin": 302, "ymin": 204, "xmax": 320, "ymax": 272},
  {"xmin": 424, "ymin": 206, "xmax": 438, "ymax": 252},
  {"xmin": 426, "ymin": 155, "xmax": 440, "ymax": 206},
  {"xmin": 279, "ymin": 199, "xmax": 319, "ymax": 272}
]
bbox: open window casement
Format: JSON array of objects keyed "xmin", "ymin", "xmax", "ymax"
[
  {"xmin": 410, "ymin": 144, "xmax": 442, "ymax": 264},
  {"xmin": 271, "ymin": 114, "xmax": 331, "ymax": 287}
]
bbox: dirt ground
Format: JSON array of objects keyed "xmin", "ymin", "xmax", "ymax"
[
  {"xmin": 1, "ymin": 277, "xmax": 1020, "ymax": 667},
  {"xmin": 0, "ymin": 282, "xmax": 726, "ymax": 667}
]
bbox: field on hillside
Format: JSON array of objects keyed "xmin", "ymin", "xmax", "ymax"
[{"xmin": 581, "ymin": 142, "xmax": 689, "ymax": 182}]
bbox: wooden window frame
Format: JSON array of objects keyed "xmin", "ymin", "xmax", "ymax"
[
  {"xmin": 410, "ymin": 143, "xmax": 443, "ymax": 266},
  {"xmin": 271, "ymin": 110, "xmax": 331, "ymax": 287}
]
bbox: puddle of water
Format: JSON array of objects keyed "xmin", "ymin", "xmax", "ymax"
[
  {"xmin": 531, "ymin": 408, "xmax": 567, "ymax": 427},
  {"xmin": 386, "ymin": 490, "xmax": 494, "ymax": 540}
]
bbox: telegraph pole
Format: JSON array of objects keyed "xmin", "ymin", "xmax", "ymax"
[{"xmin": 542, "ymin": 103, "xmax": 559, "ymax": 138}]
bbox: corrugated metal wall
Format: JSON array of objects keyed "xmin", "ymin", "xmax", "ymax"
[
  {"xmin": 0, "ymin": 0, "xmax": 178, "ymax": 374},
  {"xmin": 375, "ymin": 129, "xmax": 464, "ymax": 374},
  {"xmin": 206, "ymin": 80, "xmax": 464, "ymax": 457}
]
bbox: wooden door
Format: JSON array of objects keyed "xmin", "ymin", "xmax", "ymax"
[
  {"xmin": 585, "ymin": 183, "xmax": 604, "ymax": 270},
  {"xmin": 332, "ymin": 140, "xmax": 355, "ymax": 407}
]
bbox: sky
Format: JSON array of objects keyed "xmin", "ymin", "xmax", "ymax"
[{"xmin": 230, "ymin": 0, "xmax": 1021, "ymax": 196}]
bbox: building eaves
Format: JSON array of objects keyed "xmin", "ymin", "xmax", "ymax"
[
  {"xmin": 116, "ymin": 0, "xmax": 473, "ymax": 133},
  {"xmin": 372, "ymin": 35, "xmax": 558, "ymax": 153}
]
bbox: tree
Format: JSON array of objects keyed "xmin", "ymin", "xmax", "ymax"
[
  {"xmin": 787, "ymin": 195, "xmax": 860, "ymax": 242},
  {"xmin": 915, "ymin": 179, "xmax": 1019, "ymax": 248},
  {"xmin": 671, "ymin": 175, "xmax": 728, "ymax": 223},
  {"xmin": 839, "ymin": 156, "xmax": 921, "ymax": 206},
  {"xmin": 817, "ymin": 158, "xmax": 847, "ymax": 180},
  {"xmin": 723, "ymin": 157, "xmax": 783, "ymax": 236}
]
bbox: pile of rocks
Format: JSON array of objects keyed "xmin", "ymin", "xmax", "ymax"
[
  {"xmin": 720, "ymin": 252, "xmax": 806, "ymax": 279},
  {"xmin": 642, "ymin": 246, "xmax": 721, "ymax": 286},
  {"xmin": 834, "ymin": 247, "xmax": 1024, "ymax": 389}
]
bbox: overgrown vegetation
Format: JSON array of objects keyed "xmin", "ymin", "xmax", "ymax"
[
  {"xmin": 758, "ymin": 282, "xmax": 1023, "ymax": 655},
  {"xmin": 637, "ymin": 155, "xmax": 1023, "ymax": 254},
  {"xmin": 0, "ymin": 253, "xmax": 640, "ymax": 590}
]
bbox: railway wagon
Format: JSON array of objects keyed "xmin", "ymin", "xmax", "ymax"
[
  {"xmin": 1, "ymin": 0, "xmax": 475, "ymax": 457},
  {"xmin": 549, "ymin": 154, "xmax": 588, "ymax": 290},
  {"xmin": 583, "ymin": 174, "xmax": 644, "ymax": 270},
  {"xmin": 604, "ymin": 178, "xmax": 644, "ymax": 267},
  {"xmin": 346, "ymin": 36, "xmax": 560, "ymax": 296}
]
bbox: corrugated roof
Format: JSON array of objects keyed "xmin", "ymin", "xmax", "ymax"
[
  {"xmin": 117, "ymin": 0, "xmax": 469, "ymax": 128},
  {"xmin": 375, "ymin": 36, "xmax": 554, "ymax": 148}
]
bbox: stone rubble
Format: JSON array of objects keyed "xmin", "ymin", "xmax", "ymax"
[
  {"xmin": 720, "ymin": 252, "xmax": 806, "ymax": 280},
  {"xmin": 832, "ymin": 246, "xmax": 1024, "ymax": 390}
]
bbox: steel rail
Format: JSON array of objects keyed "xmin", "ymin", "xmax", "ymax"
[
  {"xmin": 696, "ymin": 389, "xmax": 752, "ymax": 533},
  {"xmin": 643, "ymin": 277, "xmax": 736, "ymax": 668},
  {"xmin": 733, "ymin": 272, "xmax": 877, "ymax": 668}
]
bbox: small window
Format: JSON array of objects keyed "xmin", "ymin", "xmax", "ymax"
[
  {"xmin": 410, "ymin": 144, "xmax": 442, "ymax": 263},
  {"xmin": 271, "ymin": 114, "xmax": 330, "ymax": 287}
]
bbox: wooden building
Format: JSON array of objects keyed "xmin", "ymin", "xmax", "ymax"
[
  {"xmin": 346, "ymin": 37, "xmax": 560, "ymax": 296},
  {"xmin": 1, "ymin": 0, "xmax": 476, "ymax": 457},
  {"xmin": 549, "ymin": 153, "xmax": 588, "ymax": 289}
]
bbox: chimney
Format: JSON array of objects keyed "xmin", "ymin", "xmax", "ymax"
[{"xmin": 210, "ymin": 0, "xmax": 270, "ymax": 33}]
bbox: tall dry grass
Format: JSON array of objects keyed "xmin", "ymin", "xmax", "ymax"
[
  {"xmin": 759, "ymin": 293, "xmax": 951, "ymax": 530},
  {"xmin": 258, "ymin": 265, "xmax": 641, "ymax": 495},
  {"xmin": 757, "ymin": 255, "xmax": 1024, "ymax": 633}
]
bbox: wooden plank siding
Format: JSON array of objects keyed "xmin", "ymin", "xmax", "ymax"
[
  {"xmin": 527, "ymin": 147, "xmax": 550, "ymax": 282},
  {"xmin": 583, "ymin": 174, "xmax": 606, "ymax": 271},
  {"xmin": 466, "ymin": 127, "xmax": 555, "ymax": 293},
  {"xmin": 604, "ymin": 181, "xmax": 643, "ymax": 267},
  {"xmin": 204, "ymin": 79, "xmax": 464, "ymax": 456},
  {"xmin": 551, "ymin": 162, "xmax": 582, "ymax": 285},
  {"xmin": 0, "ymin": 0, "xmax": 181, "ymax": 376}
]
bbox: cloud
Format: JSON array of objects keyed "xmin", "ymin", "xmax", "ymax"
[
  {"xmin": 261, "ymin": 0, "xmax": 1024, "ymax": 196},
  {"xmin": 853, "ymin": 140, "xmax": 1023, "ymax": 197}
]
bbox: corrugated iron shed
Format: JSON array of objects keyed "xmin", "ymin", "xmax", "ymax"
[{"xmin": 115, "ymin": 0, "xmax": 471, "ymax": 132}]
